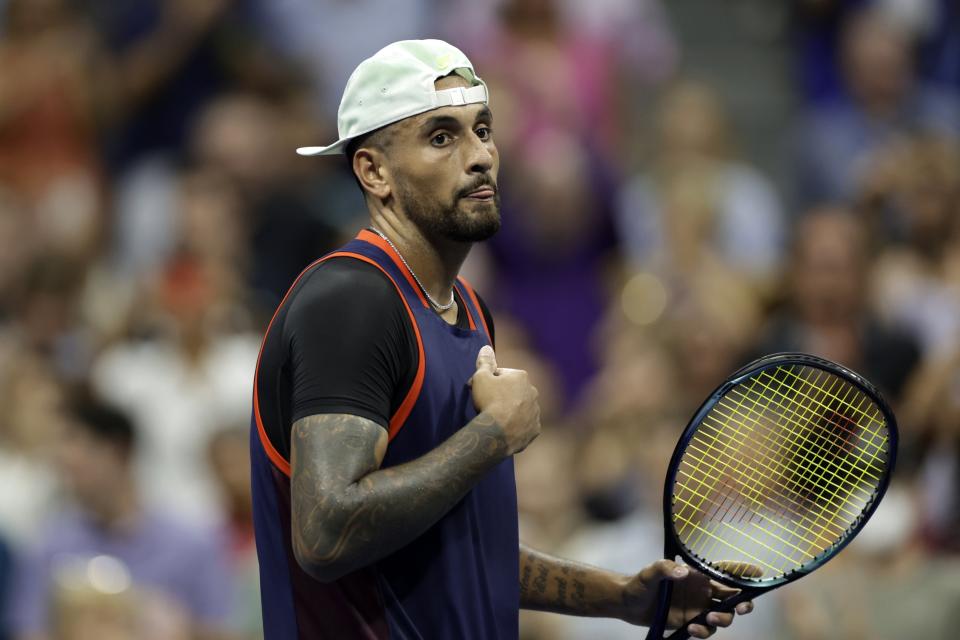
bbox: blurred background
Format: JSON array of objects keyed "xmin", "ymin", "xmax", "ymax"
[{"xmin": 0, "ymin": 0, "xmax": 958, "ymax": 638}]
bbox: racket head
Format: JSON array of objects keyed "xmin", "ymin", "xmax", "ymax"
[{"xmin": 663, "ymin": 352, "xmax": 898, "ymax": 591}]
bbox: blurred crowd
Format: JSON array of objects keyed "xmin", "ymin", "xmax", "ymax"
[{"xmin": 0, "ymin": 0, "xmax": 958, "ymax": 638}]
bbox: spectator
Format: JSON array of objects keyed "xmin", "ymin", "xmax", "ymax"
[
  {"xmin": 796, "ymin": 6, "xmax": 960, "ymax": 205},
  {"xmin": 441, "ymin": 0, "xmax": 678, "ymax": 161},
  {"xmin": 187, "ymin": 93, "xmax": 353, "ymax": 314},
  {"xmin": 256, "ymin": 0, "xmax": 435, "ymax": 119},
  {"xmin": 15, "ymin": 256, "xmax": 91, "ymax": 380},
  {"xmin": 755, "ymin": 208, "xmax": 920, "ymax": 401},
  {"xmin": 0, "ymin": 0, "xmax": 105, "ymax": 221},
  {"xmin": 486, "ymin": 129, "xmax": 619, "ymax": 408},
  {"xmin": 460, "ymin": 0, "xmax": 629, "ymax": 156},
  {"xmin": 0, "ymin": 349, "xmax": 60, "ymax": 547},
  {"xmin": 78, "ymin": 0, "xmax": 292, "ymax": 171},
  {"xmin": 91, "ymin": 207, "xmax": 260, "ymax": 526},
  {"xmin": 793, "ymin": 0, "xmax": 960, "ymax": 103},
  {"xmin": 9, "ymin": 391, "xmax": 235, "ymax": 640},
  {"xmin": 898, "ymin": 350, "xmax": 960, "ymax": 553},
  {"xmin": 865, "ymin": 135, "xmax": 960, "ymax": 358},
  {"xmin": 616, "ymin": 80, "xmax": 786, "ymax": 289}
]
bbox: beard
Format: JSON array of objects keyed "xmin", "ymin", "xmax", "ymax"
[{"xmin": 395, "ymin": 176, "xmax": 502, "ymax": 243}]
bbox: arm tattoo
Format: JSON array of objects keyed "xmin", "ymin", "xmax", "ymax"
[
  {"xmin": 291, "ymin": 412, "xmax": 509, "ymax": 581},
  {"xmin": 519, "ymin": 544, "xmax": 628, "ymax": 618}
]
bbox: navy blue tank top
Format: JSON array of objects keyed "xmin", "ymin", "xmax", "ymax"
[{"xmin": 250, "ymin": 230, "xmax": 520, "ymax": 639}]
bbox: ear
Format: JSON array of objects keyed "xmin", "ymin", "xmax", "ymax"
[{"xmin": 354, "ymin": 148, "xmax": 392, "ymax": 200}]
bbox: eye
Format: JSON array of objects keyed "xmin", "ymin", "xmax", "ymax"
[
  {"xmin": 431, "ymin": 132, "xmax": 451, "ymax": 146},
  {"xmin": 475, "ymin": 126, "xmax": 492, "ymax": 141}
]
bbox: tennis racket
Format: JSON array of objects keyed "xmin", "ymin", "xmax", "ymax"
[{"xmin": 645, "ymin": 353, "xmax": 898, "ymax": 640}]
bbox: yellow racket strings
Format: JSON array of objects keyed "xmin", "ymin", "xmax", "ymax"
[
  {"xmin": 675, "ymin": 366, "xmax": 886, "ymax": 571},
  {"xmin": 679, "ymin": 367, "xmax": 883, "ymax": 567},
  {"xmin": 672, "ymin": 364, "xmax": 890, "ymax": 580}
]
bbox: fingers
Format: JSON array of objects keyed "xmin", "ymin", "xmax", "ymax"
[
  {"xmin": 735, "ymin": 601, "xmax": 753, "ymax": 615},
  {"xmin": 714, "ymin": 561, "xmax": 763, "ymax": 579},
  {"xmin": 475, "ymin": 345, "xmax": 497, "ymax": 375},
  {"xmin": 687, "ymin": 611, "xmax": 736, "ymax": 638},
  {"xmin": 641, "ymin": 559, "xmax": 690, "ymax": 583},
  {"xmin": 705, "ymin": 612, "xmax": 734, "ymax": 627},
  {"xmin": 708, "ymin": 579, "xmax": 739, "ymax": 599},
  {"xmin": 469, "ymin": 345, "xmax": 498, "ymax": 387}
]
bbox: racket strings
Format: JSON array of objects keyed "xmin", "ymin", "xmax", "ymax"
[
  {"xmin": 716, "ymin": 374, "xmax": 880, "ymax": 510},
  {"xmin": 686, "ymin": 371, "xmax": 864, "ymax": 543},
  {"xmin": 680, "ymin": 368, "xmax": 880, "ymax": 568},
  {"xmin": 671, "ymin": 364, "xmax": 891, "ymax": 581},
  {"xmin": 684, "ymin": 370, "xmax": 876, "ymax": 564}
]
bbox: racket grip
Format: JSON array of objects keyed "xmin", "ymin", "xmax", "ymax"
[
  {"xmin": 664, "ymin": 591, "xmax": 752, "ymax": 640},
  {"xmin": 643, "ymin": 578, "xmax": 674, "ymax": 640}
]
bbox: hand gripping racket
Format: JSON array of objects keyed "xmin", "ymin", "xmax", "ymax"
[{"xmin": 645, "ymin": 353, "xmax": 898, "ymax": 639}]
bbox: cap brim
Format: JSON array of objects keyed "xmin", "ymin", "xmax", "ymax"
[{"xmin": 296, "ymin": 138, "xmax": 350, "ymax": 156}]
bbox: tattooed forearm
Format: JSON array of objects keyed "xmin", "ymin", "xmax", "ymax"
[
  {"xmin": 291, "ymin": 412, "xmax": 509, "ymax": 582},
  {"xmin": 519, "ymin": 544, "xmax": 629, "ymax": 618}
]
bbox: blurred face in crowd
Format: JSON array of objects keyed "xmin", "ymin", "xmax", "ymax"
[
  {"xmin": 53, "ymin": 419, "xmax": 131, "ymax": 514},
  {"xmin": 359, "ymin": 75, "xmax": 501, "ymax": 243},
  {"xmin": 790, "ymin": 210, "xmax": 867, "ymax": 324},
  {"xmin": 192, "ymin": 95, "xmax": 285, "ymax": 190},
  {"xmin": 655, "ymin": 81, "xmax": 729, "ymax": 164},
  {"xmin": 178, "ymin": 169, "xmax": 245, "ymax": 267},
  {"xmin": 515, "ymin": 130, "xmax": 591, "ymax": 252},
  {"xmin": 896, "ymin": 138, "xmax": 960, "ymax": 250},
  {"xmin": 2, "ymin": 352, "xmax": 61, "ymax": 453},
  {"xmin": 842, "ymin": 10, "xmax": 913, "ymax": 111},
  {"xmin": 500, "ymin": 0, "xmax": 560, "ymax": 34}
]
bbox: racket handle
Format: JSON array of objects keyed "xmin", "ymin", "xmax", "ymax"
[
  {"xmin": 664, "ymin": 591, "xmax": 752, "ymax": 640},
  {"xmin": 644, "ymin": 578, "xmax": 674, "ymax": 640}
]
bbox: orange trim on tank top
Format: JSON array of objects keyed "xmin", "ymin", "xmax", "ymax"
[
  {"xmin": 457, "ymin": 277, "xmax": 491, "ymax": 344},
  {"xmin": 252, "ymin": 248, "xmax": 427, "ymax": 477},
  {"xmin": 356, "ymin": 229, "xmax": 430, "ymax": 309}
]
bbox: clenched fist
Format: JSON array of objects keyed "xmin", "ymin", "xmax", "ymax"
[{"xmin": 469, "ymin": 345, "xmax": 541, "ymax": 455}]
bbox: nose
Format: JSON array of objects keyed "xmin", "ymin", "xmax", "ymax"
[{"xmin": 465, "ymin": 132, "xmax": 494, "ymax": 175}]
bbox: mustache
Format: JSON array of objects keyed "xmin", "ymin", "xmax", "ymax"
[{"xmin": 456, "ymin": 177, "xmax": 497, "ymax": 199}]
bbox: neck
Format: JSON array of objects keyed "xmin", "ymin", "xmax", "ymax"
[{"xmin": 369, "ymin": 218, "xmax": 471, "ymax": 309}]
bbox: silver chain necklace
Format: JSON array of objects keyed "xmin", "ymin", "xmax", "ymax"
[{"xmin": 367, "ymin": 227, "xmax": 456, "ymax": 312}]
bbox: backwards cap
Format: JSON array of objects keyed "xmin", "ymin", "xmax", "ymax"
[{"xmin": 296, "ymin": 39, "xmax": 488, "ymax": 156}]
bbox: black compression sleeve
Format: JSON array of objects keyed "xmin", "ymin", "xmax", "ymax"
[{"xmin": 284, "ymin": 259, "xmax": 417, "ymax": 428}]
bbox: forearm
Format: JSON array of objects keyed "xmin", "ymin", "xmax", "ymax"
[
  {"xmin": 519, "ymin": 544, "xmax": 631, "ymax": 619},
  {"xmin": 292, "ymin": 412, "xmax": 509, "ymax": 580}
]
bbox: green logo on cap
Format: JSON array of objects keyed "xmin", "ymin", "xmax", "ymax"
[{"xmin": 435, "ymin": 53, "xmax": 453, "ymax": 70}]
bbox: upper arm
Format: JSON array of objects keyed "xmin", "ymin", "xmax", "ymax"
[{"xmin": 289, "ymin": 413, "xmax": 388, "ymax": 574}]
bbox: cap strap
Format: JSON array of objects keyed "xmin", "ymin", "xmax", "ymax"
[{"xmin": 431, "ymin": 84, "xmax": 488, "ymax": 108}]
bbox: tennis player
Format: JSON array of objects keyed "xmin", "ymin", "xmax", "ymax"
[{"xmin": 250, "ymin": 39, "xmax": 753, "ymax": 639}]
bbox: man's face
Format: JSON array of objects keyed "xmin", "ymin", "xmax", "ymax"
[{"xmin": 384, "ymin": 75, "xmax": 501, "ymax": 243}]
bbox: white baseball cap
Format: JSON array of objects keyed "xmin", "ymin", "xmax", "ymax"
[{"xmin": 296, "ymin": 39, "xmax": 489, "ymax": 157}]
